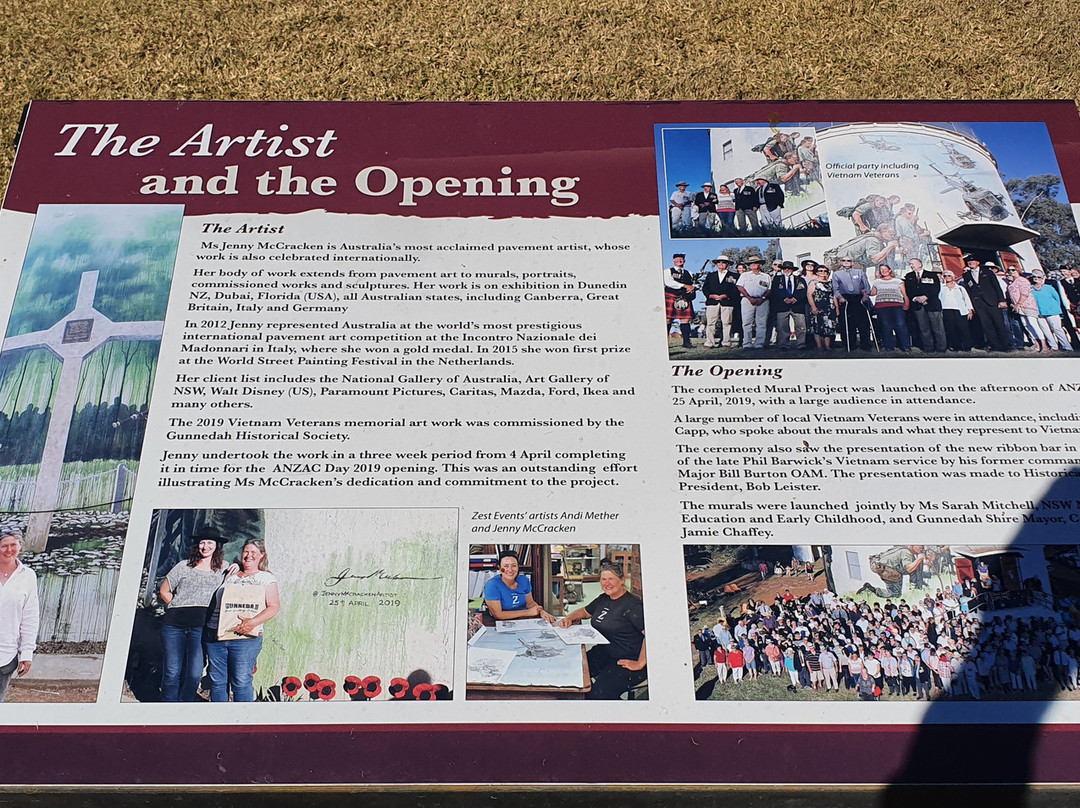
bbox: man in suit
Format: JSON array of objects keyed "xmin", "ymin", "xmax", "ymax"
[
  {"xmin": 769, "ymin": 261, "xmax": 808, "ymax": 349},
  {"xmin": 701, "ymin": 255, "xmax": 739, "ymax": 348},
  {"xmin": 1049, "ymin": 266, "xmax": 1080, "ymax": 350},
  {"xmin": 903, "ymin": 258, "xmax": 947, "ymax": 352},
  {"xmin": 756, "ymin": 178, "xmax": 785, "ymax": 231},
  {"xmin": 733, "ymin": 177, "xmax": 760, "ymax": 234},
  {"xmin": 694, "ymin": 183, "xmax": 719, "ymax": 231},
  {"xmin": 961, "ymin": 256, "xmax": 1012, "ymax": 352}
]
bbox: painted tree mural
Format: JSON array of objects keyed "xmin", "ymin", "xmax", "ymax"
[{"xmin": 0, "ymin": 204, "xmax": 182, "ymax": 477}]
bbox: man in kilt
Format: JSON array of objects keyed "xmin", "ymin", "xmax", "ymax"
[{"xmin": 665, "ymin": 252, "xmax": 697, "ymax": 348}]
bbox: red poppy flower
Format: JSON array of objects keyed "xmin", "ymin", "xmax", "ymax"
[
  {"xmin": 388, "ymin": 677, "xmax": 410, "ymax": 699},
  {"xmin": 430, "ymin": 683, "xmax": 450, "ymax": 700},
  {"xmin": 361, "ymin": 676, "xmax": 382, "ymax": 699},
  {"xmin": 281, "ymin": 676, "xmax": 302, "ymax": 698},
  {"xmin": 303, "ymin": 672, "xmax": 321, "ymax": 692},
  {"xmin": 412, "ymin": 683, "xmax": 435, "ymax": 700},
  {"xmin": 317, "ymin": 679, "xmax": 336, "ymax": 700},
  {"xmin": 343, "ymin": 675, "xmax": 363, "ymax": 698}
]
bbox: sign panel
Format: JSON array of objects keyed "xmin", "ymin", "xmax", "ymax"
[{"xmin": 2, "ymin": 101, "xmax": 1080, "ymax": 787}]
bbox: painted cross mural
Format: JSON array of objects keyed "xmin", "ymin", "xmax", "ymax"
[{"xmin": 2, "ymin": 270, "xmax": 165, "ymax": 551}]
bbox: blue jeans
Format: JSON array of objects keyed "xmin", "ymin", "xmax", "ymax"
[
  {"xmin": 160, "ymin": 623, "xmax": 206, "ymax": 702},
  {"xmin": 204, "ymin": 630, "xmax": 262, "ymax": 702},
  {"xmin": 876, "ymin": 306, "xmax": 910, "ymax": 350}
]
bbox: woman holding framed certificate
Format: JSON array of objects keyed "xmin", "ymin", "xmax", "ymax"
[{"xmin": 204, "ymin": 540, "xmax": 280, "ymax": 702}]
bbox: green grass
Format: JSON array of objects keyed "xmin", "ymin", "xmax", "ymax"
[
  {"xmin": 694, "ymin": 664, "xmax": 1080, "ymax": 703},
  {"xmin": 0, "ymin": 0, "xmax": 1079, "ymax": 203}
]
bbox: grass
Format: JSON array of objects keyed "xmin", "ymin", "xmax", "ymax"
[
  {"xmin": 0, "ymin": 0, "xmax": 1079, "ymax": 201},
  {"xmin": 693, "ymin": 663, "xmax": 1080, "ymax": 703},
  {"xmin": 667, "ymin": 334, "xmax": 1079, "ymax": 359}
]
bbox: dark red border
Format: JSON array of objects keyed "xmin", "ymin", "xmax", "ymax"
[
  {"xmin": 5, "ymin": 100, "xmax": 1079, "ymax": 217},
  {"xmin": 1, "ymin": 723, "xmax": 1078, "ymax": 785},
  {"xmin": 5, "ymin": 100, "xmax": 1080, "ymax": 787}
]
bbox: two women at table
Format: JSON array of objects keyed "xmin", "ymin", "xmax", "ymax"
[{"xmin": 485, "ymin": 552, "xmax": 647, "ymax": 699}]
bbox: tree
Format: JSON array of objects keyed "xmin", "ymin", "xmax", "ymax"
[
  {"xmin": 1006, "ymin": 174, "xmax": 1080, "ymax": 270},
  {"xmin": 730, "ymin": 239, "xmax": 781, "ymax": 267}
]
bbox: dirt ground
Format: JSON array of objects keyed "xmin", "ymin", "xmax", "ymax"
[
  {"xmin": 690, "ymin": 564, "xmax": 827, "ymax": 630},
  {"xmin": 6, "ymin": 679, "xmax": 99, "ymax": 703}
]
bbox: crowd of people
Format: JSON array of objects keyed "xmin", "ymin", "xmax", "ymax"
[
  {"xmin": 665, "ymin": 249, "xmax": 1080, "ymax": 354},
  {"xmin": 692, "ymin": 576, "xmax": 1080, "ymax": 701},
  {"xmin": 669, "ymin": 132, "xmax": 824, "ymax": 237}
]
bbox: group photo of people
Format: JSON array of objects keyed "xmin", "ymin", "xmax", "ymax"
[
  {"xmin": 125, "ymin": 507, "xmax": 456, "ymax": 703},
  {"xmin": 661, "ymin": 125, "xmax": 831, "ymax": 239},
  {"xmin": 686, "ymin": 544, "xmax": 1080, "ymax": 703},
  {"xmin": 658, "ymin": 121, "xmax": 1080, "ymax": 359},
  {"xmin": 665, "ymin": 246, "xmax": 1080, "ymax": 358}
]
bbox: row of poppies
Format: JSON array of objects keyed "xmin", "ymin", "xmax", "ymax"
[{"xmin": 271, "ymin": 673, "xmax": 452, "ymax": 701}]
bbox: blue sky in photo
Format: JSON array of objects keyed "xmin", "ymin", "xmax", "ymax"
[{"xmin": 656, "ymin": 122, "xmax": 1068, "ymax": 202}]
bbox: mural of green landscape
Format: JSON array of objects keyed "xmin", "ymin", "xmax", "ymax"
[{"xmin": 0, "ymin": 204, "xmax": 182, "ymax": 654}]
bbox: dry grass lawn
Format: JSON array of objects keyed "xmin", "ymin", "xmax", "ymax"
[{"xmin": 0, "ymin": 0, "xmax": 1078, "ymax": 194}]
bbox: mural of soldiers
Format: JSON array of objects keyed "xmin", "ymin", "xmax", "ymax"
[
  {"xmin": 835, "ymin": 224, "xmax": 900, "ymax": 271},
  {"xmin": 852, "ymin": 194, "xmax": 895, "ymax": 234},
  {"xmin": 759, "ymin": 156, "xmax": 803, "ymax": 198},
  {"xmin": 857, "ymin": 545, "xmax": 934, "ymax": 598},
  {"xmin": 893, "ymin": 203, "xmax": 932, "ymax": 265},
  {"xmin": 763, "ymin": 132, "xmax": 795, "ymax": 162},
  {"xmin": 797, "ymin": 136, "xmax": 820, "ymax": 185}
]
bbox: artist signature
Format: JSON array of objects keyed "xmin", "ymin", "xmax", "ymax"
[{"xmin": 324, "ymin": 568, "xmax": 442, "ymax": 587}]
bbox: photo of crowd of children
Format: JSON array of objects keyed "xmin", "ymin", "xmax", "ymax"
[{"xmin": 686, "ymin": 543, "xmax": 1080, "ymax": 702}]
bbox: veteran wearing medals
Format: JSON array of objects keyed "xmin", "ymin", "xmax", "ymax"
[
  {"xmin": 665, "ymin": 252, "xmax": 697, "ymax": 348},
  {"xmin": 669, "ymin": 181, "xmax": 693, "ymax": 232}
]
